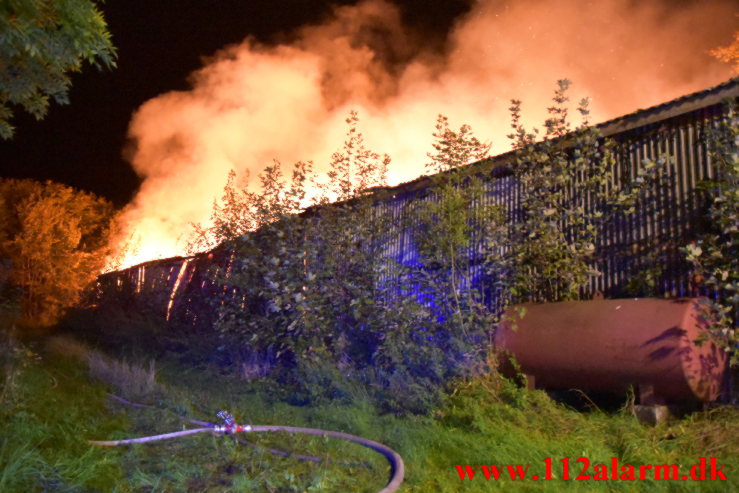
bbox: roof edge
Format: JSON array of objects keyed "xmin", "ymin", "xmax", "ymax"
[{"xmin": 597, "ymin": 77, "xmax": 738, "ymax": 136}]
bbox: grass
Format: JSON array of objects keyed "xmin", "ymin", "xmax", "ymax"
[
  {"xmin": 1, "ymin": 330, "xmax": 738, "ymax": 492},
  {"xmin": 48, "ymin": 335, "xmax": 162, "ymax": 400},
  {"xmin": 0, "ymin": 333, "xmax": 127, "ymax": 492}
]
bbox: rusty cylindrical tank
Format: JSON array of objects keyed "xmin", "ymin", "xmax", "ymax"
[{"xmin": 495, "ymin": 298, "xmax": 726, "ymax": 403}]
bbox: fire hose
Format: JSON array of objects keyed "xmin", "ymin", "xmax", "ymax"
[{"xmin": 89, "ymin": 410, "xmax": 405, "ymax": 493}]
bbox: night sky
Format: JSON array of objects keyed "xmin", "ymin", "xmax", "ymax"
[{"xmin": 0, "ymin": 0, "xmax": 471, "ymax": 207}]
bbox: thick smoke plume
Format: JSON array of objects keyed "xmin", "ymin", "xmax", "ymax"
[{"xmin": 117, "ymin": 0, "xmax": 737, "ymax": 267}]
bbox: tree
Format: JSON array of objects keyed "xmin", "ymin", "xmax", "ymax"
[
  {"xmin": 502, "ymin": 79, "xmax": 662, "ymax": 304},
  {"xmin": 0, "ymin": 0, "xmax": 116, "ymax": 139},
  {"xmin": 194, "ymin": 112, "xmax": 391, "ymax": 370},
  {"xmin": 412, "ymin": 115, "xmax": 503, "ymax": 337},
  {"xmin": 503, "ymin": 80, "xmax": 605, "ymax": 302},
  {"xmin": 0, "ymin": 178, "xmax": 116, "ymax": 326},
  {"xmin": 186, "ymin": 160, "xmax": 311, "ymax": 255}
]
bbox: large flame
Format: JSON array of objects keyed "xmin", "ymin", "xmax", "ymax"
[{"xmin": 113, "ymin": 0, "xmax": 737, "ymax": 269}]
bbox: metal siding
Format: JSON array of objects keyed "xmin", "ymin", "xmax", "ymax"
[{"xmin": 95, "ymin": 96, "xmax": 735, "ymax": 327}]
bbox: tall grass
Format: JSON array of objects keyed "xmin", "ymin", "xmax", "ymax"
[
  {"xmin": 47, "ymin": 335, "xmax": 161, "ymax": 399},
  {"xmin": 87, "ymin": 353, "xmax": 159, "ymax": 400},
  {"xmin": 2, "ymin": 330, "xmax": 737, "ymax": 491},
  {"xmin": 0, "ymin": 332, "xmax": 126, "ymax": 492}
]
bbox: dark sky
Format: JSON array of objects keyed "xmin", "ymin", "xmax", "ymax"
[{"xmin": 0, "ymin": 0, "xmax": 471, "ymax": 207}]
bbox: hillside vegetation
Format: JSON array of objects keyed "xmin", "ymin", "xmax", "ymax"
[{"xmin": 1, "ymin": 331, "xmax": 737, "ymax": 492}]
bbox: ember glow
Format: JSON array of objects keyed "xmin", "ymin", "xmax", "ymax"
[
  {"xmin": 114, "ymin": 0, "xmax": 737, "ymax": 268},
  {"xmin": 166, "ymin": 259, "xmax": 190, "ymax": 321}
]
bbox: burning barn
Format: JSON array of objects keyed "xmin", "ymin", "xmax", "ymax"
[{"xmin": 92, "ymin": 78, "xmax": 738, "ymax": 404}]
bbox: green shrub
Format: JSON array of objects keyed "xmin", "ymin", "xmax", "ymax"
[{"xmin": 683, "ymin": 103, "xmax": 738, "ymax": 365}]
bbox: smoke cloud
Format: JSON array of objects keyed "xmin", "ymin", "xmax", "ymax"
[{"xmin": 117, "ymin": 0, "xmax": 737, "ymax": 267}]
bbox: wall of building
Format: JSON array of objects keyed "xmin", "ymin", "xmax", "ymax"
[{"xmin": 92, "ymin": 81, "xmax": 738, "ymax": 333}]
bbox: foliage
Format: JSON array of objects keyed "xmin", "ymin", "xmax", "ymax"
[
  {"xmin": 190, "ymin": 112, "xmax": 397, "ymax": 401},
  {"xmin": 389, "ymin": 116, "xmax": 506, "ymax": 394},
  {"xmin": 187, "ymin": 158, "xmax": 311, "ymax": 255},
  {"xmin": 622, "ymin": 239, "xmax": 666, "ymax": 298},
  {"xmin": 318, "ymin": 110, "xmax": 389, "ymax": 202},
  {"xmin": 5, "ymin": 331, "xmax": 738, "ymax": 492},
  {"xmin": 0, "ymin": 0, "xmax": 116, "ymax": 139},
  {"xmin": 412, "ymin": 116, "xmax": 501, "ymax": 331},
  {"xmin": 189, "ymin": 112, "xmax": 502, "ymax": 413},
  {"xmin": 182, "ymin": 83, "xmax": 667, "ymax": 410},
  {"xmin": 683, "ymin": 103, "xmax": 739, "ymax": 365},
  {"xmin": 0, "ymin": 178, "xmax": 116, "ymax": 327},
  {"xmin": 293, "ymin": 117, "xmax": 393, "ymax": 387},
  {"xmin": 213, "ymin": 162, "xmax": 318, "ymax": 366},
  {"xmin": 501, "ymin": 79, "xmax": 663, "ymax": 304},
  {"xmin": 0, "ymin": 332, "xmax": 125, "ymax": 492},
  {"xmin": 124, "ymin": 81, "xmax": 701, "ymax": 414}
]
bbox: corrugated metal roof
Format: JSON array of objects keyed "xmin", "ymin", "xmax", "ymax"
[{"xmin": 597, "ymin": 77, "xmax": 738, "ymax": 136}]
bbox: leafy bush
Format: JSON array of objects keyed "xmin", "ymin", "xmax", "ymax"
[
  {"xmin": 178, "ymin": 82, "xmax": 673, "ymax": 413},
  {"xmin": 684, "ymin": 103, "xmax": 738, "ymax": 365},
  {"xmin": 0, "ymin": 178, "xmax": 116, "ymax": 327},
  {"xmin": 188, "ymin": 113, "xmax": 487, "ymax": 413},
  {"xmin": 501, "ymin": 79, "xmax": 663, "ymax": 304},
  {"xmin": 410, "ymin": 115, "xmax": 503, "ymax": 340}
]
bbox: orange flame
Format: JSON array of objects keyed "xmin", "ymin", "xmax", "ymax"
[{"xmin": 113, "ymin": 0, "xmax": 737, "ymax": 269}]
